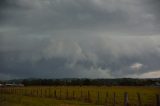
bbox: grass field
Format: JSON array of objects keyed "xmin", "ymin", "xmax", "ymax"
[
  {"xmin": 0, "ymin": 94, "xmax": 97, "ymax": 106},
  {"xmin": 0, "ymin": 86, "xmax": 160, "ymax": 106}
]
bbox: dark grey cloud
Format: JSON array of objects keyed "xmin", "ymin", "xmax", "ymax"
[
  {"xmin": 0, "ymin": 0, "xmax": 160, "ymax": 79},
  {"xmin": 0, "ymin": 0, "xmax": 159, "ymax": 34},
  {"xmin": 144, "ymin": 0, "xmax": 160, "ymax": 32}
]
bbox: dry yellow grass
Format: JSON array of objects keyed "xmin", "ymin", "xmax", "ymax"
[{"xmin": 1, "ymin": 86, "xmax": 160, "ymax": 106}]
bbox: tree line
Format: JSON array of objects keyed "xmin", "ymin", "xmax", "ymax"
[{"xmin": 1, "ymin": 78, "xmax": 159, "ymax": 86}]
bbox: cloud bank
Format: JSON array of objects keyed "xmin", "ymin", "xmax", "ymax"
[{"xmin": 0, "ymin": 0, "xmax": 160, "ymax": 79}]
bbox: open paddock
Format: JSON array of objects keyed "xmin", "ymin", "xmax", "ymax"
[{"xmin": 0, "ymin": 86, "xmax": 160, "ymax": 106}]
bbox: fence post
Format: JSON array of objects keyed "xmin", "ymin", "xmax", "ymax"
[
  {"xmin": 45, "ymin": 89, "xmax": 47, "ymax": 97},
  {"xmin": 32, "ymin": 89, "xmax": 35, "ymax": 96},
  {"xmin": 124, "ymin": 92, "xmax": 129, "ymax": 106},
  {"xmin": 33, "ymin": 89, "xmax": 35, "ymax": 96},
  {"xmin": 88, "ymin": 90, "xmax": 90, "ymax": 102},
  {"xmin": 54, "ymin": 90, "xmax": 57, "ymax": 98},
  {"xmin": 37, "ymin": 89, "xmax": 39, "ymax": 97},
  {"xmin": 156, "ymin": 94, "xmax": 160, "ymax": 106},
  {"xmin": 66, "ymin": 89, "xmax": 68, "ymax": 99},
  {"xmin": 20, "ymin": 88, "xmax": 22, "ymax": 96},
  {"xmin": 32, "ymin": 89, "xmax": 34, "ymax": 96},
  {"xmin": 97, "ymin": 91, "xmax": 100, "ymax": 104},
  {"xmin": 30, "ymin": 90, "xmax": 32, "ymax": 96},
  {"xmin": 105, "ymin": 92, "xmax": 108, "ymax": 106},
  {"xmin": 48, "ymin": 88, "xmax": 51, "ymax": 98},
  {"xmin": 14, "ymin": 88, "xmax": 16, "ymax": 95},
  {"xmin": 137, "ymin": 93, "xmax": 141, "ymax": 106},
  {"xmin": 81, "ymin": 89, "xmax": 83, "ymax": 100},
  {"xmin": 59, "ymin": 89, "xmax": 61, "ymax": 99},
  {"xmin": 14, "ymin": 89, "xmax": 16, "ymax": 95},
  {"xmin": 113, "ymin": 92, "xmax": 116, "ymax": 106},
  {"xmin": 41, "ymin": 89, "xmax": 43, "ymax": 97},
  {"xmin": 25, "ymin": 89, "xmax": 27, "ymax": 96},
  {"xmin": 16, "ymin": 88, "xmax": 19, "ymax": 95},
  {"xmin": 72, "ymin": 90, "xmax": 75, "ymax": 99}
]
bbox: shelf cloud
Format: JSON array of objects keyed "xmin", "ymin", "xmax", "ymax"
[{"xmin": 0, "ymin": 0, "xmax": 160, "ymax": 79}]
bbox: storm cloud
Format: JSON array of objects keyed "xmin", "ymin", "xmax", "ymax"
[{"xmin": 0, "ymin": 0, "xmax": 160, "ymax": 79}]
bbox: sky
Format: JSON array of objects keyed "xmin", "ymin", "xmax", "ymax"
[{"xmin": 0, "ymin": 0, "xmax": 160, "ymax": 80}]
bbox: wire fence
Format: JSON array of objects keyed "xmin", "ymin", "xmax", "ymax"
[{"xmin": 0, "ymin": 87, "xmax": 159, "ymax": 106}]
